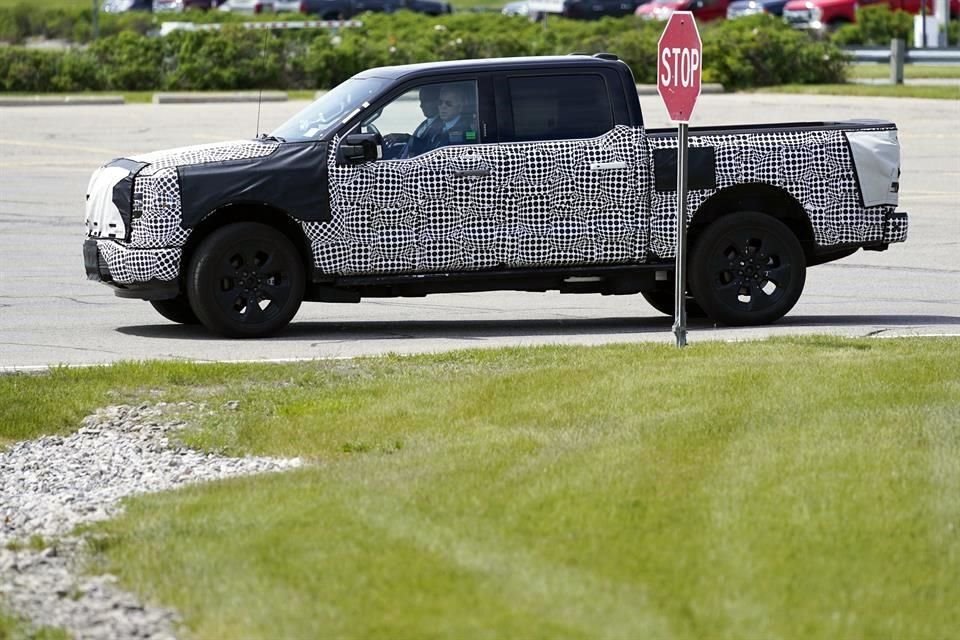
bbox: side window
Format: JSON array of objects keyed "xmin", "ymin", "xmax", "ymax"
[
  {"xmin": 506, "ymin": 75, "xmax": 614, "ymax": 143},
  {"xmin": 357, "ymin": 80, "xmax": 480, "ymax": 160}
]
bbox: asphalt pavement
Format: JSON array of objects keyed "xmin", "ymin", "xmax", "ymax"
[{"xmin": 0, "ymin": 93, "xmax": 958, "ymax": 370}]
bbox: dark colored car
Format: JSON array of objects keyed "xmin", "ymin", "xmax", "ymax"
[
  {"xmin": 299, "ymin": 0, "xmax": 452, "ymax": 18},
  {"xmin": 503, "ymin": 0, "xmax": 643, "ymax": 20},
  {"xmin": 725, "ymin": 0, "xmax": 788, "ymax": 18},
  {"xmin": 102, "ymin": 0, "xmax": 153, "ymax": 12},
  {"xmin": 560, "ymin": 0, "xmax": 643, "ymax": 19},
  {"xmin": 153, "ymin": 0, "xmax": 224, "ymax": 10}
]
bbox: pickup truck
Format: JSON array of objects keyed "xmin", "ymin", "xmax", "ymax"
[{"xmin": 83, "ymin": 54, "xmax": 908, "ymax": 338}]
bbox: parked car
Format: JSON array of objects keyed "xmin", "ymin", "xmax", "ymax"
[
  {"xmin": 83, "ymin": 54, "xmax": 908, "ymax": 337},
  {"xmin": 275, "ymin": 0, "xmax": 303, "ymax": 10},
  {"xmin": 502, "ymin": 0, "xmax": 642, "ymax": 19},
  {"xmin": 502, "ymin": 0, "xmax": 533, "ymax": 15},
  {"xmin": 782, "ymin": 0, "xmax": 959, "ymax": 33},
  {"xmin": 218, "ymin": 0, "xmax": 277, "ymax": 12},
  {"xmin": 725, "ymin": 0, "xmax": 788, "ymax": 18},
  {"xmin": 636, "ymin": 0, "xmax": 730, "ymax": 20},
  {"xmin": 103, "ymin": 0, "xmax": 153, "ymax": 12},
  {"xmin": 299, "ymin": 0, "xmax": 452, "ymax": 17},
  {"xmin": 153, "ymin": 0, "xmax": 223, "ymax": 10},
  {"xmin": 561, "ymin": 0, "xmax": 643, "ymax": 19}
]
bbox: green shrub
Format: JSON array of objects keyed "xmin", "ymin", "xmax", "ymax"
[
  {"xmin": 0, "ymin": 47, "xmax": 59, "ymax": 91},
  {"xmin": 89, "ymin": 31, "xmax": 163, "ymax": 91},
  {"xmin": 831, "ymin": 5, "xmax": 914, "ymax": 46},
  {"xmin": 704, "ymin": 14, "xmax": 847, "ymax": 89},
  {"xmin": 51, "ymin": 48, "xmax": 103, "ymax": 91},
  {"xmin": 163, "ymin": 26, "xmax": 288, "ymax": 90}
]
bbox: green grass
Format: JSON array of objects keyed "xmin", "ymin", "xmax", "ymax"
[
  {"xmin": 0, "ymin": 0, "xmax": 86, "ymax": 7},
  {"xmin": 3, "ymin": 337, "xmax": 957, "ymax": 639},
  {"xmin": 0, "ymin": 610, "xmax": 69, "ymax": 640},
  {"xmin": 848, "ymin": 63, "xmax": 960, "ymax": 80},
  {"xmin": 761, "ymin": 83, "xmax": 960, "ymax": 99}
]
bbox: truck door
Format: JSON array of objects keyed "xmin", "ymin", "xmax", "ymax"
[
  {"xmin": 492, "ymin": 70, "xmax": 648, "ymax": 268},
  {"xmin": 326, "ymin": 76, "xmax": 500, "ymax": 275}
]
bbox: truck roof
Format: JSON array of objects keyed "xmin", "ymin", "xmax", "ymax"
[{"xmin": 356, "ymin": 54, "xmax": 630, "ymax": 81}]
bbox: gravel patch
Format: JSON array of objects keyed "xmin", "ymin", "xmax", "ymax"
[{"xmin": 1, "ymin": 403, "xmax": 302, "ymax": 639}]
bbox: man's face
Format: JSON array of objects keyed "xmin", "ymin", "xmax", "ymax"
[
  {"xmin": 437, "ymin": 92, "xmax": 462, "ymax": 122},
  {"xmin": 420, "ymin": 94, "xmax": 439, "ymax": 118}
]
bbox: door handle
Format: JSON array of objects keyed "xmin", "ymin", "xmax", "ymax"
[
  {"xmin": 452, "ymin": 169, "xmax": 492, "ymax": 178},
  {"xmin": 590, "ymin": 161, "xmax": 629, "ymax": 171}
]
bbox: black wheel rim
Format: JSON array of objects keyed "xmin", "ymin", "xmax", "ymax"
[
  {"xmin": 213, "ymin": 241, "xmax": 294, "ymax": 325},
  {"xmin": 705, "ymin": 227, "xmax": 796, "ymax": 314}
]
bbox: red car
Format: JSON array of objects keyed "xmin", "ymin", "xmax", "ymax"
[
  {"xmin": 782, "ymin": 0, "xmax": 959, "ymax": 32},
  {"xmin": 635, "ymin": 0, "xmax": 731, "ymax": 21}
]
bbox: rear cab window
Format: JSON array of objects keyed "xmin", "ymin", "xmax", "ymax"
[{"xmin": 497, "ymin": 73, "xmax": 616, "ymax": 143}]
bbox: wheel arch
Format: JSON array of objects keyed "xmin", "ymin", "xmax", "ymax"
[
  {"xmin": 689, "ymin": 183, "xmax": 815, "ymax": 262},
  {"xmin": 181, "ymin": 203, "xmax": 314, "ymax": 280}
]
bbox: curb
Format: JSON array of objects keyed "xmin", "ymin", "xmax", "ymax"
[
  {"xmin": 636, "ymin": 83, "xmax": 725, "ymax": 95},
  {"xmin": 0, "ymin": 95, "xmax": 125, "ymax": 107},
  {"xmin": 152, "ymin": 91, "xmax": 288, "ymax": 104}
]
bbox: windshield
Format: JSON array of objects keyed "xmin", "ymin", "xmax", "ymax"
[{"xmin": 271, "ymin": 76, "xmax": 390, "ymax": 142}]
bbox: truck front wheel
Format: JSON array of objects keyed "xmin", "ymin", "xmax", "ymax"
[
  {"xmin": 690, "ymin": 212, "xmax": 805, "ymax": 326},
  {"xmin": 149, "ymin": 294, "xmax": 199, "ymax": 325},
  {"xmin": 187, "ymin": 223, "xmax": 305, "ymax": 338},
  {"xmin": 640, "ymin": 283, "xmax": 706, "ymax": 319}
]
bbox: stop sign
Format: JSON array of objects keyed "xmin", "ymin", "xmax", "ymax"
[{"xmin": 657, "ymin": 11, "xmax": 702, "ymax": 123}]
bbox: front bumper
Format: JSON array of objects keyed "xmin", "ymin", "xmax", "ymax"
[{"xmin": 83, "ymin": 238, "xmax": 180, "ymax": 300}]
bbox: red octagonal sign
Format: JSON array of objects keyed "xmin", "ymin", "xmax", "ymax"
[{"xmin": 657, "ymin": 11, "xmax": 702, "ymax": 123}]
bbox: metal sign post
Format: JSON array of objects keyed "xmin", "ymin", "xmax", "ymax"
[
  {"xmin": 674, "ymin": 122, "xmax": 689, "ymax": 347},
  {"xmin": 656, "ymin": 11, "xmax": 702, "ymax": 348}
]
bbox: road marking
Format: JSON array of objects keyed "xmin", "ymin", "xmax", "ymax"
[{"xmin": 0, "ymin": 138, "xmax": 125, "ymax": 155}]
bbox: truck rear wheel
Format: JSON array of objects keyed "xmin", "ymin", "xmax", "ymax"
[
  {"xmin": 690, "ymin": 212, "xmax": 805, "ymax": 326},
  {"xmin": 187, "ymin": 223, "xmax": 305, "ymax": 338}
]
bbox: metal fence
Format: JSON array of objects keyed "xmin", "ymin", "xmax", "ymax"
[{"xmin": 845, "ymin": 45, "xmax": 960, "ymax": 64}]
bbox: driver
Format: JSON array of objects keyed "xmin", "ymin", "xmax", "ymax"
[
  {"xmin": 430, "ymin": 86, "xmax": 471, "ymax": 148},
  {"xmin": 400, "ymin": 85, "xmax": 442, "ymax": 159}
]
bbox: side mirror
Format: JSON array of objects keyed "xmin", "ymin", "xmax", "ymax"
[{"xmin": 338, "ymin": 133, "xmax": 382, "ymax": 165}]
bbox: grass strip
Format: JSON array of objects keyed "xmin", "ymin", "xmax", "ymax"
[
  {"xmin": 760, "ymin": 83, "xmax": 960, "ymax": 99},
  {"xmin": 848, "ymin": 64, "xmax": 960, "ymax": 80},
  {"xmin": 3, "ymin": 337, "xmax": 959, "ymax": 639}
]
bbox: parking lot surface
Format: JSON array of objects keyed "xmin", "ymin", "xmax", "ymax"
[{"xmin": 0, "ymin": 93, "xmax": 957, "ymax": 369}]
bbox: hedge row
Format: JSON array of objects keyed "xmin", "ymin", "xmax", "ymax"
[
  {"xmin": 1, "ymin": 1, "xmax": 953, "ymax": 47},
  {"xmin": 834, "ymin": 5, "xmax": 960, "ymax": 46},
  {"xmin": 0, "ymin": 13, "xmax": 846, "ymax": 92}
]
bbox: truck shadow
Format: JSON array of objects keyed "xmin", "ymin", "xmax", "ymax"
[{"xmin": 117, "ymin": 313, "xmax": 960, "ymax": 342}]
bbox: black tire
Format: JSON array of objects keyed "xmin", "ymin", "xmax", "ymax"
[
  {"xmin": 187, "ymin": 223, "xmax": 305, "ymax": 339},
  {"xmin": 640, "ymin": 285, "xmax": 706, "ymax": 318},
  {"xmin": 149, "ymin": 294, "xmax": 199, "ymax": 325},
  {"xmin": 690, "ymin": 212, "xmax": 806, "ymax": 326}
]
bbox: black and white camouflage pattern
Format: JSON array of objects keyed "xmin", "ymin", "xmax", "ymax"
[
  {"xmin": 93, "ymin": 141, "xmax": 279, "ymax": 284},
  {"xmin": 647, "ymin": 127, "xmax": 901, "ymax": 258},
  {"xmin": 91, "ymin": 125, "xmax": 904, "ymax": 284},
  {"xmin": 307, "ymin": 126, "xmax": 651, "ymax": 274}
]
